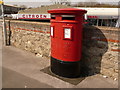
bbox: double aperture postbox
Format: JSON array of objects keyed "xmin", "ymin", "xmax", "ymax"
[{"xmin": 48, "ymin": 8, "xmax": 87, "ymax": 78}]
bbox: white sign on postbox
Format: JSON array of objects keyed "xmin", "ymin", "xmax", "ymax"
[
  {"xmin": 51, "ymin": 27, "xmax": 54, "ymax": 37},
  {"xmin": 64, "ymin": 28, "xmax": 71, "ymax": 39}
]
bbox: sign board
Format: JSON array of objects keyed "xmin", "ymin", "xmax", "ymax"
[
  {"xmin": 18, "ymin": 14, "xmax": 50, "ymax": 19},
  {"xmin": 17, "ymin": 14, "xmax": 119, "ymax": 20}
]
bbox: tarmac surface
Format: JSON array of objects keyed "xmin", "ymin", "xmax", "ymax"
[{"xmin": 0, "ymin": 26, "xmax": 118, "ymax": 88}]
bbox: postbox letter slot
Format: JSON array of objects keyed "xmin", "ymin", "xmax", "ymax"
[
  {"xmin": 51, "ymin": 17, "xmax": 55, "ymax": 19},
  {"xmin": 51, "ymin": 15, "xmax": 55, "ymax": 19},
  {"xmin": 62, "ymin": 15, "xmax": 75, "ymax": 20}
]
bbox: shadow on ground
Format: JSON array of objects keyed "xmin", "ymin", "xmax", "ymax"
[{"xmin": 41, "ymin": 66, "xmax": 85, "ymax": 85}]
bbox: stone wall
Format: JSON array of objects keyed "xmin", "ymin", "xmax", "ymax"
[
  {"xmin": 0, "ymin": 20, "xmax": 119, "ymax": 81},
  {"xmin": 6, "ymin": 20, "xmax": 51, "ymax": 59},
  {"xmin": 81, "ymin": 26, "xmax": 119, "ymax": 81}
]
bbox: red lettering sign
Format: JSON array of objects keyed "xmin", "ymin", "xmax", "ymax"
[
  {"xmin": 40, "ymin": 15, "xmax": 42, "ymax": 18},
  {"xmin": 32, "ymin": 15, "xmax": 35, "ymax": 18},
  {"xmin": 43, "ymin": 15, "xmax": 47, "ymax": 18},
  {"xmin": 20, "ymin": 14, "xmax": 49, "ymax": 19},
  {"xmin": 29, "ymin": 15, "xmax": 31, "ymax": 18},
  {"xmin": 88, "ymin": 16, "xmax": 98, "ymax": 19},
  {"xmin": 36, "ymin": 15, "xmax": 39, "ymax": 18},
  {"xmin": 22, "ymin": 15, "xmax": 25, "ymax": 18}
]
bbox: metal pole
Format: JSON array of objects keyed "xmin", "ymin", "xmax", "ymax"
[
  {"xmin": 96, "ymin": 19, "xmax": 99, "ymax": 26},
  {"xmin": 1, "ymin": 0, "xmax": 7, "ymax": 46},
  {"xmin": 101, "ymin": 19, "xmax": 103, "ymax": 26}
]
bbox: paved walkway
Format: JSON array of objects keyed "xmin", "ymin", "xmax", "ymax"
[
  {"xmin": 0, "ymin": 26, "xmax": 118, "ymax": 88},
  {"xmin": 2, "ymin": 46, "xmax": 118, "ymax": 88}
]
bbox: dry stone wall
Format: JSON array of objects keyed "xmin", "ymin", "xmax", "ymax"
[{"xmin": 1, "ymin": 20, "xmax": 119, "ymax": 81}]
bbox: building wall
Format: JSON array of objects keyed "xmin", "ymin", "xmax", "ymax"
[
  {"xmin": 0, "ymin": 4, "xmax": 25, "ymax": 15},
  {"xmin": 0, "ymin": 20, "xmax": 119, "ymax": 81}
]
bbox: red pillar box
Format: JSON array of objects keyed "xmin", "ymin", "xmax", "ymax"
[{"xmin": 48, "ymin": 8, "xmax": 87, "ymax": 78}]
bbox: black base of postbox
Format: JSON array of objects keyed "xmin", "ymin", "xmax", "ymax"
[{"xmin": 51, "ymin": 57, "xmax": 81, "ymax": 78}]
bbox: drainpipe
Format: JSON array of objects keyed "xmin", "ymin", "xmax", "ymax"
[{"xmin": 1, "ymin": 0, "xmax": 7, "ymax": 46}]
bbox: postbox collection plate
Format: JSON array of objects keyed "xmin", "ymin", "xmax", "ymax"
[
  {"xmin": 64, "ymin": 28, "xmax": 71, "ymax": 39},
  {"xmin": 63, "ymin": 26, "xmax": 73, "ymax": 40}
]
